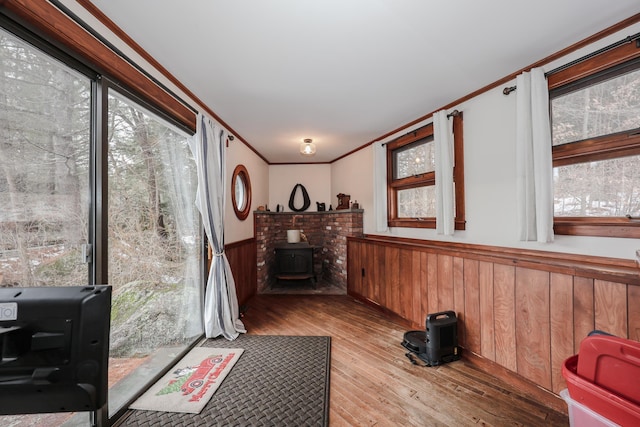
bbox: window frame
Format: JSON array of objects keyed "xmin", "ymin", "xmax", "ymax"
[
  {"xmin": 386, "ymin": 114, "xmax": 465, "ymax": 230},
  {"xmin": 231, "ymin": 164, "xmax": 252, "ymax": 221},
  {"xmin": 0, "ymin": 0, "xmax": 196, "ymax": 133},
  {"xmin": 549, "ymin": 40, "xmax": 640, "ymax": 238}
]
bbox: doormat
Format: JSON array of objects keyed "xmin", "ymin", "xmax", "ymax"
[
  {"xmin": 129, "ymin": 347, "xmax": 244, "ymax": 414},
  {"xmin": 120, "ymin": 335, "xmax": 330, "ymax": 426}
]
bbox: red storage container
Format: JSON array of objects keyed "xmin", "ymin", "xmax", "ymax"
[
  {"xmin": 577, "ymin": 334, "xmax": 640, "ymax": 406},
  {"xmin": 563, "ymin": 355, "xmax": 640, "ymax": 426}
]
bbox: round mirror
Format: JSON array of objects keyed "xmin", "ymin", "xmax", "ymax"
[{"xmin": 231, "ymin": 164, "xmax": 251, "ymax": 220}]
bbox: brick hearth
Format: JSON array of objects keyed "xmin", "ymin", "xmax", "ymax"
[{"xmin": 254, "ymin": 210, "xmax": 364, "ymax": 293}]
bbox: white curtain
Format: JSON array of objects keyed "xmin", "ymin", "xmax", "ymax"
[
  {"xmin": 434, "ymin": 110, "xmax": 455, "ymax": 235},
  {"xmin": 159, "ymin": 136, "xmax": 203, "ymax": 339},
  {"xmin": 516, "ymin": 68, "xmax": 554, "ymax": 243},
  {"xmin": 189, "ymin": 113, "xmax": 246, "ymax": 339},
  {"xmin": 373, "ymin": 141, "xmax": 388, "ymax": 233}
]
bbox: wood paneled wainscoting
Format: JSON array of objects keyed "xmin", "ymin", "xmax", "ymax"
[
  {"xmin": 225, "ymin": 237, "xmax": 257, "ymax": 306},
  {"xmin": 347, "ymin": 235, "xmax": 640, "ymax": 411}
]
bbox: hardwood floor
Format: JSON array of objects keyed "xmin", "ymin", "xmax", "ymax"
[{"xmin": 241, "ymin": 294, "xmax": 569, "ymax": 427}]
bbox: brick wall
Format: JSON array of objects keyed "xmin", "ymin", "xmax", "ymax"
[{"xmin": 254, "ymin": 210, "xmax": 363, "ymax": 293}]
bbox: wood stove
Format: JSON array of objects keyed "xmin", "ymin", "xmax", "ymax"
[{"xmin": 274, "ymin": 243, "xmax": 319, "ymax": 287}]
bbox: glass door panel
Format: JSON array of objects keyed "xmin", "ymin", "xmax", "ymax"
[
  {"xmin": 0, "ymin": 28, "xmax": 91, "ymax": 289},
  {"xmin": 106, "ymin": 89, "xmax": 203, "ymax": 416},
  {"xmin": 0, "ymin": 28, "xmax": 91, "ymax": 426}
]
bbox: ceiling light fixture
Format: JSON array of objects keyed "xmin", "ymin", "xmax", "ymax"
[{"xmin": 300, "ymin": 138, "xmax": 316, "ymax": 156}]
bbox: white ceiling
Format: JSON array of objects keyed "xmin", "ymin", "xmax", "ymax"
[{"xmin": 86, "ymin": 0, "xmax": 639, "ymax": 163}]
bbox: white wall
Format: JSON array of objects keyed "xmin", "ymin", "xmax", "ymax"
[
  {"xmin": 225, "ymin": 142, "xmax": 269, "ymax": 243},
  {"xmin": 268, "ymin": 164, "xmax": 332, "ymax": 212},
  {"xmin": 331, "ymin": 22, "xmax": 640, "ymax": 261},
  {"xmin": 331, "ymin": 148, "xmax": 374, "ymax": 231},
  {"xmin": 68, "ymin": 0, "xmax": 639, "ymax": 258}
]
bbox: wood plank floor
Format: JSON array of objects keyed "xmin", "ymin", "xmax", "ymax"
[{"xmin": 241, "ymin": 294, "xmax": 569, "ymax": 427}]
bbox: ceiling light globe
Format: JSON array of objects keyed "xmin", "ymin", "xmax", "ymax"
[{"xmin": 300, "ymin": 139, "xmax": 316, "ymax": 156}]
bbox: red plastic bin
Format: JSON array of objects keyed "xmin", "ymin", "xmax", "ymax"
[
  {"xmin": 563, "ymin": 354, "xmax": 640, "ymax": 427},
  {"xmin": 576, "ymin": 334, "xmax": 640, "ymax": 406}
]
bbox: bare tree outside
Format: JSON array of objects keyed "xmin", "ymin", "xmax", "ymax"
[
  {"xmin": 394, "ymin": 137, "xmax": 435, "ymax": 179},
  {"xmin": 0, "ymin": 29, "xmax": 90, "ymax": 288},
  {"xmin": 393, "ymin": 136, "xmax": 436, "ymax": 217},
  {"xmin": 552, "ymin": 68, "xmax": 640, "ymax": 217},
  {"xmin": 106, "ymin": 90, "xmax": 203, "ymax": 358},
  {"xmin": 0, "ymin": 28, "xmax": 94, "ymax": 427}
]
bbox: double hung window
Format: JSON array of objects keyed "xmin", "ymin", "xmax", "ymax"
[
  {"xmin": 386, "ymin": 115, "xmax": 465, "ymax": 229},
  {"xmin": 550, "ymin": 39, "xmax": 640, "ymax": 238}
]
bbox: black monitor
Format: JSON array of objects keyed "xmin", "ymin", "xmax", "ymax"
[{"xmin": 0, "ymin": 285, "xmax": 111, "ymax": 417}]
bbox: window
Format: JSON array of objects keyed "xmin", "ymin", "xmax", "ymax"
[
  {"xmin": 386, "ymin": 115, "xmax": 465, "ymax": 229},
  {"xmin": 549, "ymin": 40, "xmax": 640, "ymax": 238},
  {"xmin": 231, "ymin": 164, "xmax": 252, "ymax": 220}
]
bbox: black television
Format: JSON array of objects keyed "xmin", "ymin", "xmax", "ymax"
[{"xmin": 0, "ymin": 285, "xmax": 111, "ymax": 419}]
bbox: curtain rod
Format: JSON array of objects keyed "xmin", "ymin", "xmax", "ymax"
[
  {"xmin": 503, "ymin": 31, "xmax": 640, "ymax": 95},
  {"xmin": 381, "ymin": 110, "xmax": 461, "ymax": 146}
]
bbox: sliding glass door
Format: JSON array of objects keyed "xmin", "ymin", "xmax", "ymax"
[{"xmin": 0, "ymin": 24, "xmax": 204, "ymax": 425}]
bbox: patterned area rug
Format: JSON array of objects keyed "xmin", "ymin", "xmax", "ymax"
[{"xmin": 118, "ymin": 335, "xmax": 331, "ymax": 426}]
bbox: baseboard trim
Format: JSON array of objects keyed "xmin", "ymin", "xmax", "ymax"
[{"xmin": 348, "ymin": 290, "xmax": 415, "ymax": 329}]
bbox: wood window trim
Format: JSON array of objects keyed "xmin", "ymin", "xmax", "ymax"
[
  {"xmin": 231, "ymin": 165, "xmax": 252, "ymax": 221},
  {"xmin": 553, "ymin": 131, "xmax": 640, "ymax": 167},
  {"xmin": 0, "ymin": 0, "xmax": 196, "ymax": 132},
  {"xmin": 452, "ymin": 114, "xmax": 466, "ymax": 230},
  {"xmin": 548, "ymin": 37, "xmax": 640, "ymax": 90},
  {"xmin": 386, "ymin": 115, "xmax": 465, "ymax": 230},
  {"xmin": 554, "ymin": 217, "xmax": 640, "ymax": 239},
  {"xmin": 549, "ymin": 39, "xmax": 640, "ymax": 238}
]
